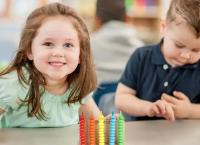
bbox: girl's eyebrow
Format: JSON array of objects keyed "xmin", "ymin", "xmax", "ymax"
[
  {"xmin": 42, "ymin": 37, "xmax": 75, "ymax": 41},
  {"xmin": 42, "ymin": 37, "xmax": 54, "ymax": 41},
  {"xmin": 64, "ymin": 38, "xmax": 75, "ymax": 41}
]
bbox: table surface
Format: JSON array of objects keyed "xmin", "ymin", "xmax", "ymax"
[{"xmin": 1, "ymin": 120, "xmax": 200, "ymax": 145}]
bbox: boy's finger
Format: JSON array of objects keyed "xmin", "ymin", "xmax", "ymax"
[
  {"xmin": 152, "ymin": 105, "xmax": 160, "ymax": 115},
  {"xmin": 162, "ymin": 94, "xmax": 177, "ymax": 105},
  {"xmin": 155, "ymin": 100, "xmax": 166, "ymax": 115},
  {"xmin": 173, "ymin": 91, "xmax": 188, "ymax": 100},
  {"xmin": 165, "ymin": 103, "xmax": 175, "ymax": 121}
]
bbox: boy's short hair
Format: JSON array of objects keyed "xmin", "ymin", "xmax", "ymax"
[
  {"xmin": 166, "ymin": 0, "xmax": 200, "ymax": 37},
  {"xmin": 96, "ymin": 0, "xmax": 126, "ymax": 24}
]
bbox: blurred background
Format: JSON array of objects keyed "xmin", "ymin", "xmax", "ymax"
[{"xmin": 0, "ymin": 0, "xmax": 171, "ymax": 66}]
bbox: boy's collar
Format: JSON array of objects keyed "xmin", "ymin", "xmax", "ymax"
[
  {"xmin": 151, "ymin": 39, "xmax": 199, "ymax": 69},
  {"xmin": 151, "ymin": 39, "xmax": 166, "ymax": 65}
]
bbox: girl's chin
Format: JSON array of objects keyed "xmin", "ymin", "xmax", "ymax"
[{"xmin": 44, "ymin": 75, "xmax": 67, "ymax": 82}]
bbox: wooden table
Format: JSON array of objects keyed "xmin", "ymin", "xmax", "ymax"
[
  {"xmin": 0, "ymin": 125, "xmax": 79, "ymax": 145},
  {"xmin": 125, "ymin": 120, "xmax": 200, "ymax": 145},
  {"xmin": 1, "ymin": 120, "xmax": 200, "ymax": 145}
]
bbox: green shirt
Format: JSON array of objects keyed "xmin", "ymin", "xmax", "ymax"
[{"xmin": 0, "ymin": 69, "xmax": 90, "ymax": 128}]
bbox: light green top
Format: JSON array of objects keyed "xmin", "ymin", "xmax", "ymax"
[{"xmin": 0, "ymin": 69, "xmax": 90, "ymax": 128}]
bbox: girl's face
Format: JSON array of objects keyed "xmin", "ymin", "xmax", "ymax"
[
  {"xmin": 28, "ymin": 17, "xmax": 80, "ymax": 84},
  {"xmin": 161, "ymin": 20, "xmax": 200, "ymax": 67}
]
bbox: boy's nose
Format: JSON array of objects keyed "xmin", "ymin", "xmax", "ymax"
[{"xmin": 180, "ymin": 52, "xmax": 190, "ymax": 59}]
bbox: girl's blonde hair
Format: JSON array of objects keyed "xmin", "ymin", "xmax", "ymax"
[{"xmin": 0, "ymin": 3, "xmax": 97, "ymax": 119}]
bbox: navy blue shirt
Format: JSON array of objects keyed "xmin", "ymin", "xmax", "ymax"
[{"xmin": 120, "ymin": 40, "xmax": 200, "ymax": 120}]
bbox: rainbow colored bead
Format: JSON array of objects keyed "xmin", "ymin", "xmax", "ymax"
[{"xmin": 79, "ymin": 111, "xmax": 125, "ymax": 145}]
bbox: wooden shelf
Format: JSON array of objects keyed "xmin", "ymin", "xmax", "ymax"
[
  {"xmin": 125, "ymin": 0, "xmax": 163, "ymax": 43},
  {"xmin": 126, "ymin": 0, "xmax": 161, "ymax": 18}
]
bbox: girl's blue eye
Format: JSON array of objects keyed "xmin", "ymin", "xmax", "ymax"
[{"xmin": 64, "ymin": 43, "xmax": 73, "ymax": 48}]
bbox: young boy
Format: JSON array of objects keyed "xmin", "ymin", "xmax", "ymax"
[{"xmin": 115, "ymin": 0, "xmax": 200, "ymax": 121}]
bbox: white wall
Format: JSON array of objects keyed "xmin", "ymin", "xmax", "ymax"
[{"xmin": 160, "ymin": 0, "xmax": 171, "ymax": 19}]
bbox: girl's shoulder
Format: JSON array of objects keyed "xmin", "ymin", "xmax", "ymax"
[
  {"xmin": 0, "ymin": 67, "xmax": 29, "ymax": 86},
  {"xmin": 0, "ymin": 70, "xmax": 19, "ymax": 85},
  {"xmin": 0, "ymin": 70, "xmax": 20, "ymax": 111},
  {"xmin": 0, "ymin": 69, "xmax": 29, "ymax": 99},
  {"xmin": 0, "ymin": 69, "xmax": 30, "ymax": 111}
]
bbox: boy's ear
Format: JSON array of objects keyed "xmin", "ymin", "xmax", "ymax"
[{"xmin": 160, "ymin": 19, "xmax": 167, "ymax": 34}]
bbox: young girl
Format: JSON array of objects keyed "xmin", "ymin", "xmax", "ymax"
[{"xmin": 0, "ymin": 3, "xmax": 100, "ymax": 128}]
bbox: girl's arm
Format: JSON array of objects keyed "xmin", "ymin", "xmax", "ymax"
[{"xmin": 79, "ymin": 97, "xmax": 101, "ymax": 120}]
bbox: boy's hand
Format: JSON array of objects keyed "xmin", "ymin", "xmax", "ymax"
[
  {"xmin": 161, "ymin": 91, "xmax": 192, "ymax": 119},
  {"xmin": 147, "ymin": 100, "xmax": 175, "ymax": 121},
  {"xmin": 105, "ymin": 113, "xmax": 119, "ymax": 121}
]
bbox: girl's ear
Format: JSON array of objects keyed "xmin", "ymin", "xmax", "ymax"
[{"xmin": 27, "ymin": 51, "xmax": 33, "ymax": 60}]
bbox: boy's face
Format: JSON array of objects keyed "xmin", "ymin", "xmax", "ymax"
[{"xmin": 161, "ymin": 20, "xmax": 200, "ymax": 67}]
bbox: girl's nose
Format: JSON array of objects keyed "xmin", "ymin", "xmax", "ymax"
[
  {"xmin": 52, "ymin": 53, "xmax": 64, "ymax": 58},
  {"xmin": 52, "ymin": 47, "xmax": 65, "ymax": 58}
]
